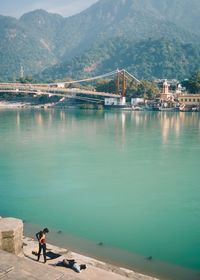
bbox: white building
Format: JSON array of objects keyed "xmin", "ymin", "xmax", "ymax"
[
  {"xmin": 131, "ymin": 98, "xmax": 144, "ymax": 105},
  {"xmin": 104, "ymin": 97, "xmax": 126, "ymax": 106}
]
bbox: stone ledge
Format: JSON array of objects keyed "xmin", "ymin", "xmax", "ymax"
[{"xmin": 0, "ymin": 217, "xmax": 23, "ymax": 255}]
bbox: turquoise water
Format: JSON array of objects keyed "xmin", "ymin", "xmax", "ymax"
[{"xmin": 0, "ymin": 109, "xmax": 200, "ymax": 278}]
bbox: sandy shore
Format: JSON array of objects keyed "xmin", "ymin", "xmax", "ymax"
[
  {"xmin": 22, "ymin": 236, "xmax": 159, "ymax": 280},
  {"xmin": 0, "ymin": 101, "xmax": 29, "ymax": 108}
]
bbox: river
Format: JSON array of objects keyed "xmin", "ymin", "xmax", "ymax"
[{"xmin": 0, "ymin": 108, "xmax": 200, "ymax": 279}]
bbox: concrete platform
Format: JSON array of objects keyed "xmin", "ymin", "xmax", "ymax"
[
  {"xmin": 0, "ymin": 237, "xmax": 159, "ymax": 280},
  {"xmin": 0, "ymin": 250, "xmax": 78, "ymax": 280}
]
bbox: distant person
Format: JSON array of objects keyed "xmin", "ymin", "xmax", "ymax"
[
  {"xmin": 57, "ymin": 259, "xmax": 86, "ymax": 273},
  {"xmin": 36, "ymin": 228, "xmax": 49, "ymax": 263}
]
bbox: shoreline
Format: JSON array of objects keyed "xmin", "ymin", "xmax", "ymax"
[
  {"xmin": 23, "ymin": 223, "xmax": 200, "ymax": 280},
  {"xmin": 24, "ymin": 223, "xmax": 161, "ymax": 279},
  {"xmin": 22, "ymin": 235, "xmax": 160, "ymax": 280},
  {"xmin": 0, "ymin": 101, "xmax": 29, "ymax": 108},
  {"xmin": 6, "ymin": 217, "xmax": 200, "ymax": 280},
  {"xmin": 1, "ymin": 100, "xmax": 200, "ymax": 112}
]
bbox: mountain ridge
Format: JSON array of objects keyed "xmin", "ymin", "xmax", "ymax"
[
  {"xmin": 39, "ymin": 37, "xmax": 200, "ymax": 81},
  {"xmin": 0, "ymin": 0, "xmax": 200, "ymax": 81}
]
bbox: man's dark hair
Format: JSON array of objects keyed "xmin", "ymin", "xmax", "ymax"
[{"xmin": 43, "ymin": 228, "xmax": 49, "ymax": 233}]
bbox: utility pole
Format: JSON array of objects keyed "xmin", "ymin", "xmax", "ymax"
[{"xmin": 20, "ymin": 65, "xmax": 24, "ymax": 79}]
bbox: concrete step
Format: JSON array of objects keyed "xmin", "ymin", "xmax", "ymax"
[{"xmin": 0, "ymin": 250, "xmax": 78, "ymax": 280}]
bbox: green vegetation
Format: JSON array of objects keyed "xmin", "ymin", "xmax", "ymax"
[
  {"xmin": 0, "ymin": 0, "xmax": 200, "ymax": 82},
  {"xmin": 17, "ymin": 76, "xmax": 35, "ymax": 84},
  {"xmin": 41, "ymin": 38, "xmax": 200, "ymax": 81},
  {"xmin": 94, "ymin": 78, "xmax": 159, "ymax": 99},
  {"xmin": 126, "ymin": 80, "xmax": 159, "ymax": 99},
  {"xmin": 184, "ymin": 70, "xmax": 200, "ymax": 93},
  {"xmin": 95, "ymin": 79, "xmax": 116, "ymax": 94}
]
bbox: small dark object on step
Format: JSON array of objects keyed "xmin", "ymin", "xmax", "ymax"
[
  {"xmin": 57, "ymin": 230, "xmax": 62, "ymax": 234},
  {"xmin": 146, "ymin": 256, "xmax": 153, "ymax": 261},
  {"xmin": 97, "ymin": 242, "xmax": 103, "ymax": 246},
  {"xmin": 46, "ymin": 251, "xmax": 61, "ymax": 259}
]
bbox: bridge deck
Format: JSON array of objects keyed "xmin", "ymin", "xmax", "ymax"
[{"xmin": 0, "ymin": 84, "xmax": 119, "ymax": 98}]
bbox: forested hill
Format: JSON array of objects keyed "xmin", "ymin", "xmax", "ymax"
[
  {"xmin": 0, "ymin": 0, "xmax": 200, "ymax": 81},
  {"xmin": 0, "ymin": 11, "xmax": 61, "ymax": 81},
  {"xmin": 39, "ymin": 38, "xmax": 200, "ymax": 81}
]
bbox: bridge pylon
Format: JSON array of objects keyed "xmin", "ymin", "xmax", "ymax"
[{"xmin": 116, "ymin": 69, "xmax": 127, "ymax": 97}]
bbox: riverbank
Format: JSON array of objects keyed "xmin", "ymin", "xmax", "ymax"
[
  {"xmin": 22, "ymin": 235, "xmax": 159, "ymax": 280},
  {"xmin": 0, "ymin": 101, "xmax": 28, "ymax": 108},
  {"xmin": 0, "ymin": 217, "xmax": 159, "ymax": 280},
  {"xmin": 23, "ymin": 223, "xmax": 200, "ymax": 280}
]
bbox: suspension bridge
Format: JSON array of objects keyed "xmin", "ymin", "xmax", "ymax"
[{"xmin": 0, "ymin": 69, "xmax": 140, "ymax": 103}]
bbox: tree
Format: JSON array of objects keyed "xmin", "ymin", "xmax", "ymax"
[
  {"xmin": 126, "ymin": 80, "xmax": 159, "ymax": 99},
  {"xmin": 187, "ymin": 70, "xmax": 200, "ymax": 93},
  {"xmin": 95, "ymin": 78, "xmax": 159, "ymax": 98},
  {"xmin": 17, "ymin": 75, "xmax": 35, "ymax": 84},
  {"xmin": 95, "ymin": 79, "xmax": 116, "ymax": 93}
]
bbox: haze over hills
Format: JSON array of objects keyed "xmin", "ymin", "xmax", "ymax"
[
  {"xmin": 0, "ymin": 0, "xmax": 200, "ymax": 81},
  {"xmin": 41, "ymin": 38, "xmax": 200, "ymax": 81}
]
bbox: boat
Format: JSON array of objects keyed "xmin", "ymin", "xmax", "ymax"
[
  {"xmin": 104, "ymin": 104, "xmax": 132, "ymax": 109},
  {"xmin": 159, "ymin": 106, "xmax": 178, "ymax": 111},
  {"xmin": 131, "ymin": 106, "xmax": 144, "ymax": 111},
  {"xmin": 180, "ymin": 104, "xmax": 199, "ymax": 112}
]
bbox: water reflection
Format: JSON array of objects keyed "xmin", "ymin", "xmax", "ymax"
[
  {"xmin": 1, "ymin": 109, "xmax": 200, "ymax": 148},
  {"xmin": 16, "ymin": 112, "xmax": 20, "ymax": 128}
]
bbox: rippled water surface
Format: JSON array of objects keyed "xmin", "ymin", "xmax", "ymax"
[{"xmin": 0, "ymin": 109, "xmax": 200, "ymax": 279}]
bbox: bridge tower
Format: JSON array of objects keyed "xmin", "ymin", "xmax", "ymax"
[
  {"xmin": 116, "ymin": 70, "xmax": 120, "ymax": 95},
  {"xmin": 121, "ymin": 69, "xmax": 126, "ymax": 97},
  {"xmin": 116, "ymin": 69, "xmax": 127, "ymax": 97}
]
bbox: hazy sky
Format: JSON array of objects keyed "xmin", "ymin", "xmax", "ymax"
[{"xmin": 0, "ymin": 0, "xmax": 98, "ymax": 18}]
